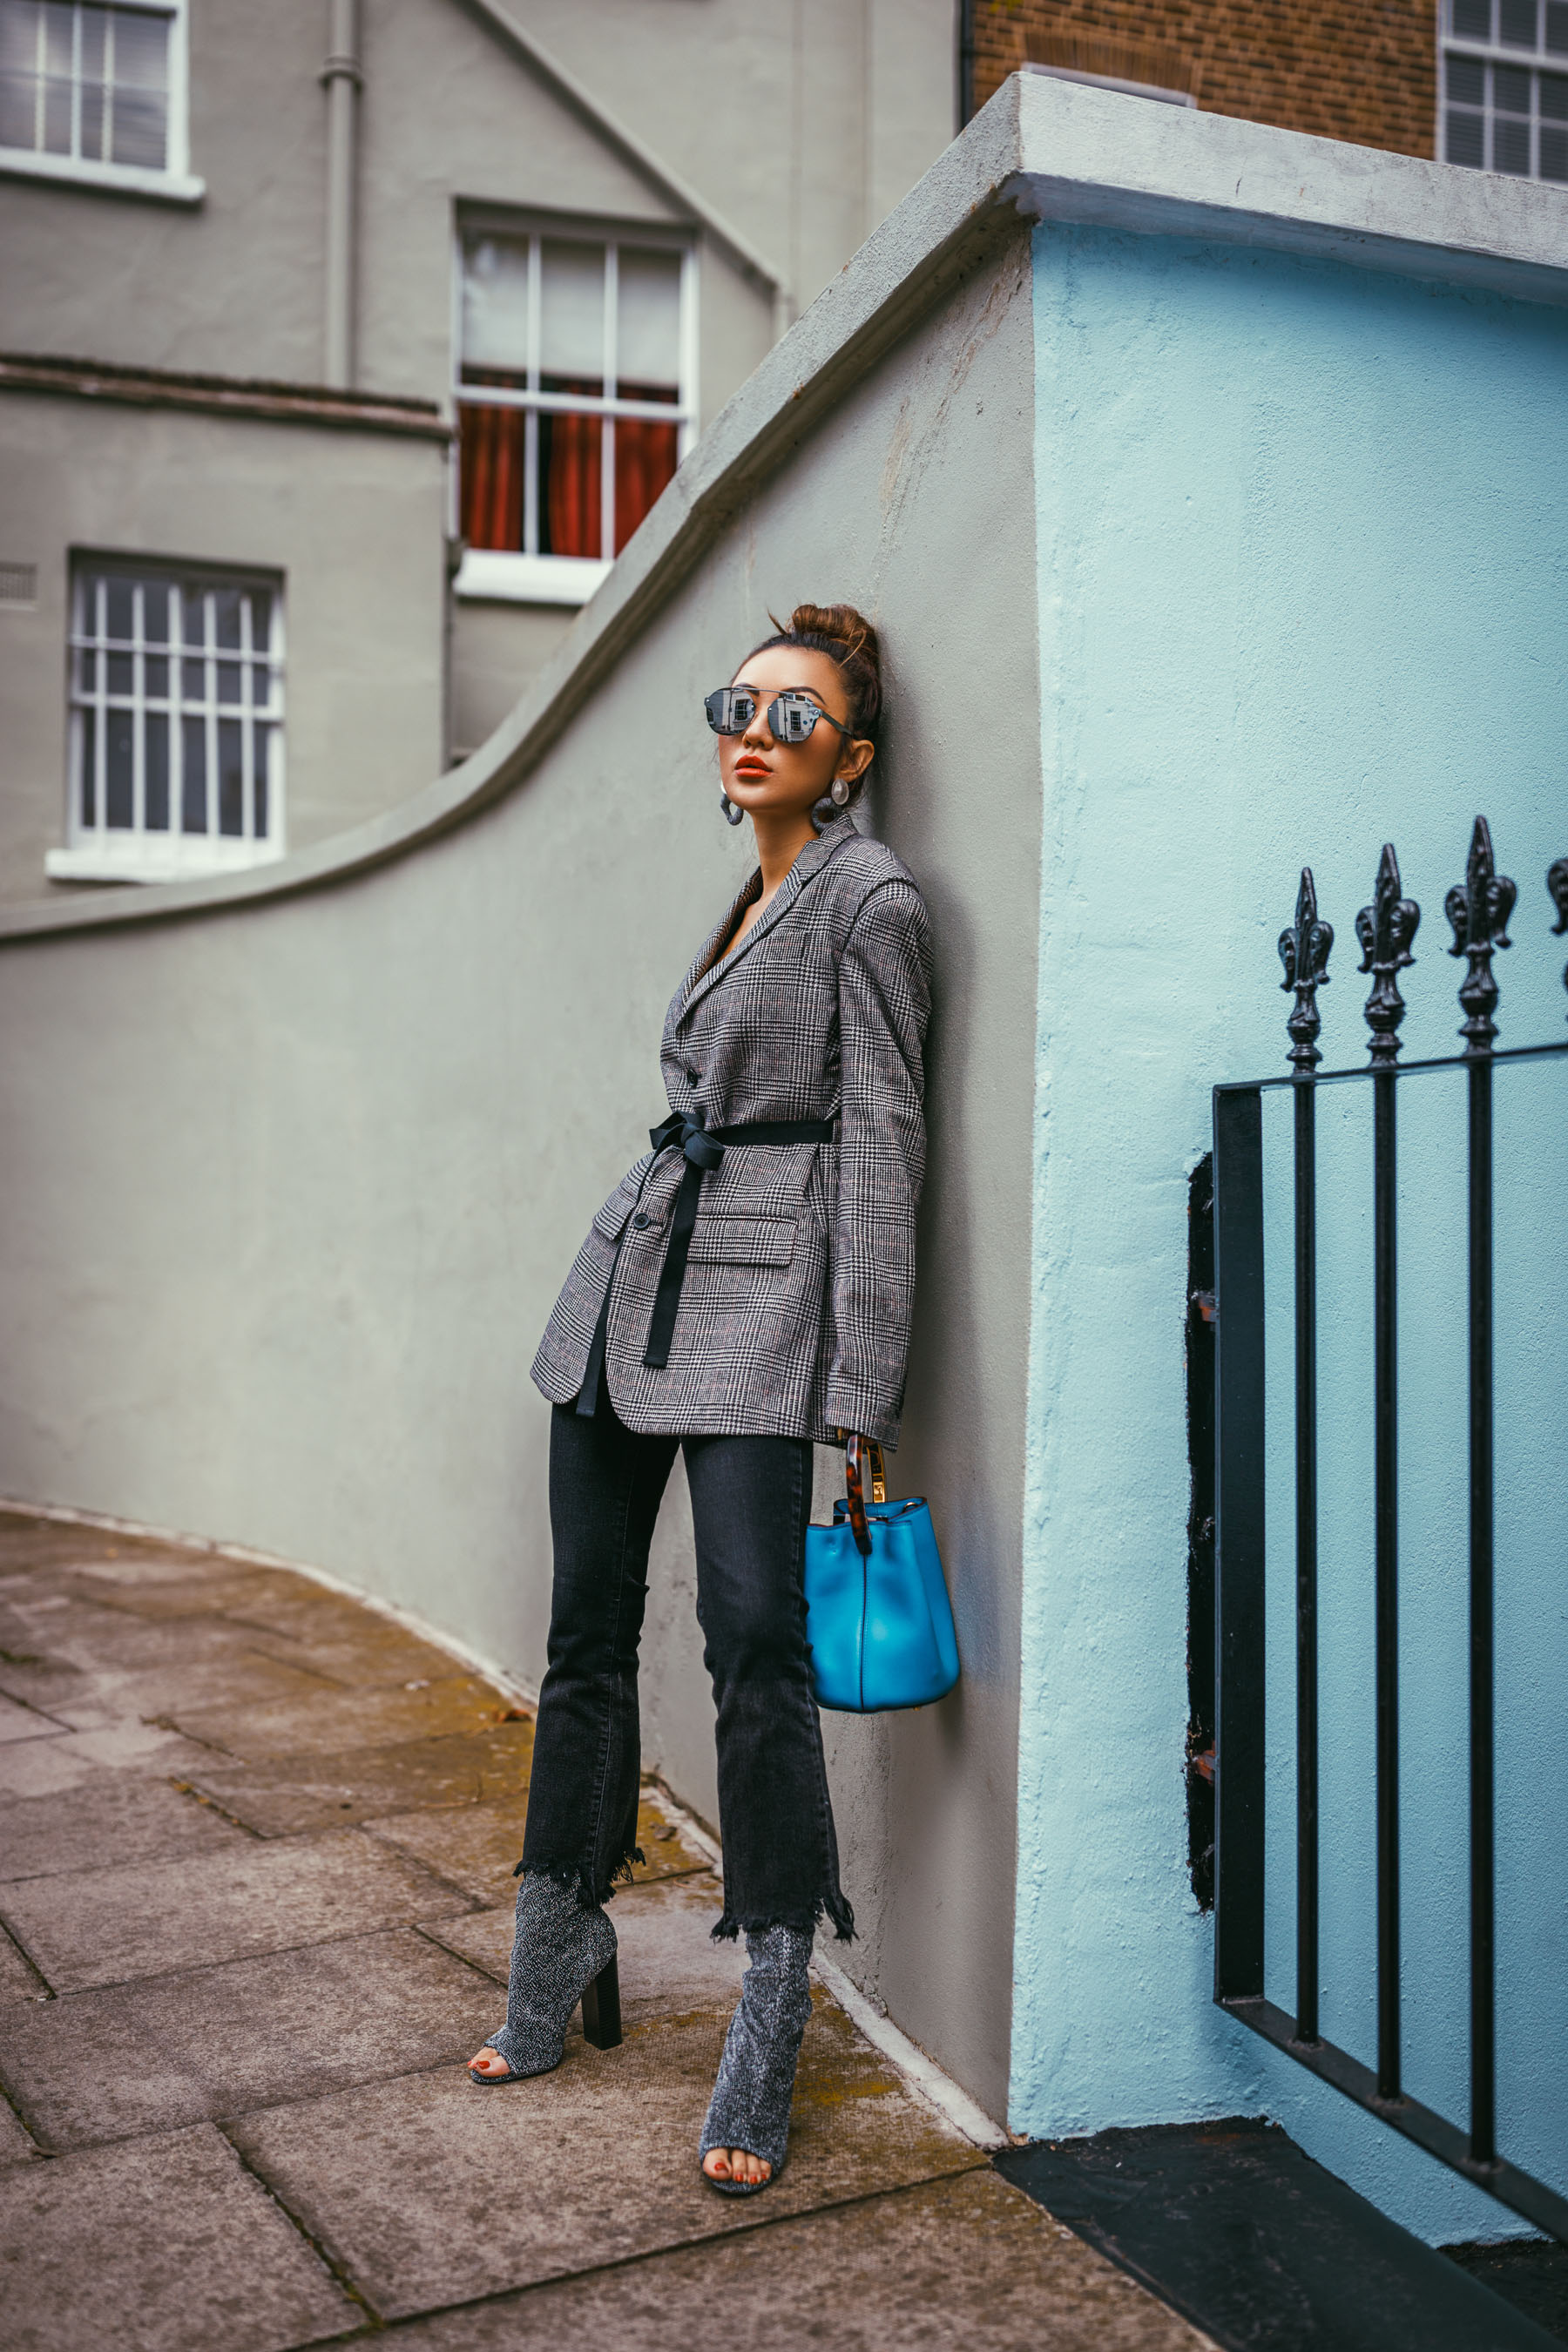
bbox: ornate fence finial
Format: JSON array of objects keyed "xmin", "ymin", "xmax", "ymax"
[
  {"xmin": 1445, "ymin": 816, "xmax": 1516, "ymax": 1058},
  {"xmin": 1355, "ymin": 842, "xmax": 1420, "ymax": 1064},
  {"xmin": 1279, "ymin": 867, "xmax": 1333, "ymax": 1074},
  {"xmin": 1550, "ymin": 855, "xmax": 1568, "ymax": 1017}
]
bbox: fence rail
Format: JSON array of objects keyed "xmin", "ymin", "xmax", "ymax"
[{"xmin": 1212, "ymin": 817, "xmax": 1568, "ymax": 2241}]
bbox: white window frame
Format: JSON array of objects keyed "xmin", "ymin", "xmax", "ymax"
[
  {"xmin": 1020, "ymin": 61, "xmax": 1196, "ymax": 108},
  {"xmin": 48, "ymin": 557, "xmax": 286, "ymax": 886},
  {"xmin": 452, "ymin": 215, "xmax": 698, "ymax": 608},
  {"xmin": 0, "ymin": 0, "xmax": 201, "ymax": 203},
  {"xmin": 1440, "ymin": 0, "xmax": 1568, "ymax": 179}
]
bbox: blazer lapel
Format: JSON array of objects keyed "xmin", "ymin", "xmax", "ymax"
[
  {"xmin": 673, "ymin": 875, "xmax": 760, "ymax": 1022},
  {"xmin": 676, "ymin": 817, "xmax": 860, "ymax": 1030}
]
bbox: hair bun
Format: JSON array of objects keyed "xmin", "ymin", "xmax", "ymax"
[
  {"xmin": 747, "ymin": 598, "xmax": 883, "ymax": 759},
  {"xmin": 786, "ymin": 602, "xmax": 880, "ymax": 686}
]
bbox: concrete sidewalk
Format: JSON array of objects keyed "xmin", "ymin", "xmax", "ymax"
[{"xmin": 0, "ymin": 1507, "xmax": 1211, "ymax": 2349}]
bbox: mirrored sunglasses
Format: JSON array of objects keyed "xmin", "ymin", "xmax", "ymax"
[{"xmin": 704, "ymin": 687, "xmax": 851, "ymax": 745}]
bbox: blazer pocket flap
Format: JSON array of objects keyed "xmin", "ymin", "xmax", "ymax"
[
  {"xmin": 686, "ymin": 1214, "xmax": 797, "ymax": 1267},
  {"xmin": 591, "ymin": 1182, "xmax": 640, "ymax": 1243}
]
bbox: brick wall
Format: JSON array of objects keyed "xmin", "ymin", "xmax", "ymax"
[{"xmin": 970, "ymin": 2, "xmax": 1439, "ymax": 160}]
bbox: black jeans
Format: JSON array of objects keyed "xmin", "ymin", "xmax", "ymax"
[{"xmin": 519, "ymin": 1389, "xmax": 852, "ymax": 1942}]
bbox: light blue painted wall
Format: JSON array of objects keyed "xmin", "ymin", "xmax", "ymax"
[{"xmin": 1013, "ymin": 223, "xmax": 1568, "ymax": 2246}]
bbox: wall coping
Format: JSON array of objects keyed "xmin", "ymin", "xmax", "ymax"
[
  {"xmin": 5, "ymin": 71, "xmax": 1565, "ymax": 945},
  {"xmin": 453, "ymin": 0, "xmax": 788, "ymax": 304}
]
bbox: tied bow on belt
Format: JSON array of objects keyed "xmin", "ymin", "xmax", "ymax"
[{"xmin": 640, "ymin": 1107, "xmax": 833, "ymax": 1368}]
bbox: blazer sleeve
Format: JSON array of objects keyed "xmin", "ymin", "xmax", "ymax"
[{"xmin": 825, "ymin": 877, "xmax": 932, "ymax": 1445}]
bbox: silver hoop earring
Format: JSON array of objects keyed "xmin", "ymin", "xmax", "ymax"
[
  {"xmin": 720, "ymin": 792, "xmax": 745, "ymax": 827},
  {"xmin": 810, "ymin": 794, "xmax": 838, "ymax": 834},
  {"xmin": 830, "ymin": 777, "xmax": 851, "ymax": 807}
]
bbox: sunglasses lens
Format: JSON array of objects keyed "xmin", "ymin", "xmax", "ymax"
[
  {"xmin": 770, "ymin": 694, "xmax": 819, "ymax": 743},
  {"xmin": 705, "ymin": 689, "xmax": 757, "ymax": 735}
]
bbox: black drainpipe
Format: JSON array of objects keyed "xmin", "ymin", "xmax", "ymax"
[{"xmin": 957, "ymin": 0, "xmax": 976, "ymax": 130}]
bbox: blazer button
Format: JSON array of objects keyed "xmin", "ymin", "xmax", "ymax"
[
  {"xmin": 632, "ymin": 1213, "xmax": 650, "ymax": 1228},
  {"xmin": 685, "ymin": 1064, "xmax": 700, "ymax": 1085}
]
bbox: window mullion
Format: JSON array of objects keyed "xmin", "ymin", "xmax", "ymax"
[
  {"xmin": 171, "ymin": 583, "xmax": 184, "ymax": 841},
  {"xmin": 267, "ymin": 591, "xmax": 283, "ymax": 844},
  {"xmin": 524, "ymin": 233, "xmax": 541, "ymax": 558},
  {"xmin": 93, "ymin": 578, "xmax": 106, "ymax": 844},
  {"xmin": 103, "ymin": 5, "xmax": 114, "ymax": 166},
  {"xmin": 204, "ymin": 592, "xmax": 216, "ymax": 840},
  {"xmin": 679, "ymin": 241, "xmax": 699, "ymax": 461},
  {"xmin": 70, "ymin": 2, "xmax": 83, "ymax": 162},
  {"xmin": 601, "ymin": 242, "xmax": 618, "ymax": 564},
  {"xmin": 240, "ymin": 591, "xmax": 253, "ymax": 840},
  {"xmin": 132, "ymin": 580, "xmax": 145, "ymax": 835}
]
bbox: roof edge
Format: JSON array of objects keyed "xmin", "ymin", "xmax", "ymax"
[{"xmin": 450, "ymin": 0, "xmax": 790, "ymax": 301}]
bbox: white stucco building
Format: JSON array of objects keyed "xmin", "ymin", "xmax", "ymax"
[{"xmin": 0, "ymin": 0, "xmax": 955, "ymax": 900}]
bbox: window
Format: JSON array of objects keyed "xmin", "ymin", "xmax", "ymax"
[
  {"xmin": 0, "ymin": 0, "xmax": 198, "ymax": 199},
  {"xmin": 48, "ymin": 560, "xmax": 285, "ymax": 885},
  {"xmin": 1443, "ymin": 0, "xmax": 1568, "ymax": 179},
  {"xmin": 454, "ymin": 223, "xmax": 695, "ymax": 605}
]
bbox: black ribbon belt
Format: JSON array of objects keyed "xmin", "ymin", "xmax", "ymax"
[{"xmin": 639, "ymin": 1111, "xmax": 833, "ymax": 1369}]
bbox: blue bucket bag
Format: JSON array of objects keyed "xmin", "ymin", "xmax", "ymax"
[{"xmin": 804, "ymin": 1436, "xmax": 960, "ymax": 1713}]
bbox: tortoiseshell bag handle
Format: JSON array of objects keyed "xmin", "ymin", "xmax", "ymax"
[{"xmin": 844, "ymin": 1433, "xmax": 888, "ymax": 1558}]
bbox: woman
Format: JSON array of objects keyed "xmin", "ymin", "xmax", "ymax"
[{"xmin": 468, "ymin": 603, "xmax": 931, "ymax": 2195}]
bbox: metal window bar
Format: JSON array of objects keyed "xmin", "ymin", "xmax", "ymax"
[
  {"xmin": 1213, "ymin": 824, "xmax": 1568, "ymax": 2244},
  {"xmin": 67, "ymin": 564, "xmax": 283, "ymax": 867}
]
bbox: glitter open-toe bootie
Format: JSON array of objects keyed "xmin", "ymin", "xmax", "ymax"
[
  {"xmin": 699, "ymin": 1923, "xmax": 814, "ymax": 2194},
  {"xmin": 469, "ymin": 1870, "xmax": 620, "ymax": 2085}
]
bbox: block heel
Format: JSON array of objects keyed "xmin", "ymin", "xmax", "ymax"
[
  {"xmin": 468, "ymin": 1872, "xmax": 618, "ymax": 2085},
  {"xmin": 579, "ymin": 1953, "xmax": 622, "ymax": 2049}
]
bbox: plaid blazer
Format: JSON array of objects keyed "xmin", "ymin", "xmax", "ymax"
[{"xmin": 531, "ymin": 814, "xmax": 931, "ymax": 1444}]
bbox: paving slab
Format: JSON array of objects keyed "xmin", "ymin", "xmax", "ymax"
[
  {"xmin": 1, "ymin": 1927, "xmax": 504, "ymax": 2151},
  {"xmin": 385, "ymin": 2167, "xmax": 1214, "ymax": 2350},
  {"xmin": 0, "ymin": 2120, "xmax": 358, "ymax": 2351},
  {"xmin": 228, "ymin": 1995, "xmax": 983, "ymax": 2320},
  {"xmin": 423, "ymin": 1872, "xmax": 747, "ymax": 2023},
  {"xmin": 0, "ymin": 1716, "xmax": 215, "ymax": 1799},
  {"xmin": 366, "ymin": 1787, "xmax": 706, "ymax": 1907},
  {"xmin": 0, "ymin": 1645, "xmax": 338, "ymax": 1736},
  {"xmin": 0, "ymin": 1923, "xmax": 49, "ymax": 2001},
  {"xmin": 62, "ymin": 1562, "xmax": 293, "ymax": 1621},
  {"xmin": 0, "ymin": 2095, "xmax": 39, "ymax": 2167},
  {"xmin": 0, "ymin": 1825, "xmax": 471, "ymax": 1991},
  {"xmin": 0, "ymin": 1693, "xmax": 66, "ymax": 1745},
  {"xmin": 0, "ymin": 1590, "xmax": 276, "ymax": 1677},
  {"xmin": 186, "ymin": 1723, "xmax": 535, "ymax": 1836},
  {"xmin": 171, "ymin": 1673, "xmax": 523, "ymax": 1761},
  {"xmin": 0, "ymin": 1765, "xmax": 252, "ymax": 1882},
  {"xmin": 0, "ymin": 1512, "xmax": 130, "ymax": 1570},
  {"xmin": 209, "ymin": 1592, "xmax": 464, "ymax": 1690}
]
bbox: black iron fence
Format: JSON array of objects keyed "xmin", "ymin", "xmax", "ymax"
[{"xmin": 1211, "ymin": 818, "xmax": 1568, "ymax": 2240}]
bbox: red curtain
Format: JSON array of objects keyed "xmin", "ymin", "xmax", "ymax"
[
  {"xmin": 544, "ymin": 396, "xmax": 601, "ymax": 558},
  {"xmin": 613, "ymin": 408, "xmax": 679, "ymax": 554},
  {"xmin": 459, "ymin": 369, "xmax": 526, "ymax": 552},
  {"xmin": 459, "ymin": 375, "xmax": 679, "ymax": 559}
]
